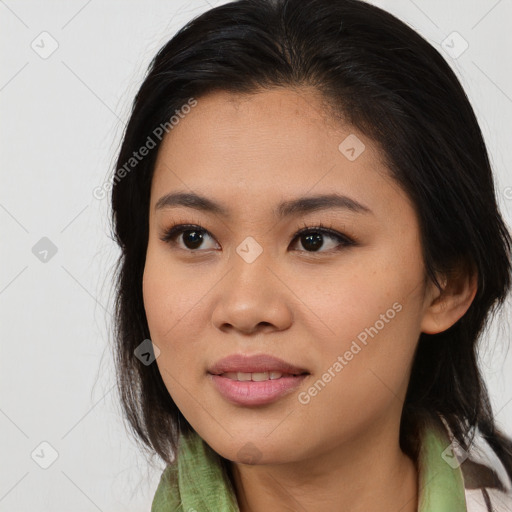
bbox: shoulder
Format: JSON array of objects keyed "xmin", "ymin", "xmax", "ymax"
[
  {"xmin": 454, "ymin": 429, "xmax": 512, "ymax": 511},
  {"xmin": 463, "ymin": 457, "xmax": 512, "ymax": 511}
]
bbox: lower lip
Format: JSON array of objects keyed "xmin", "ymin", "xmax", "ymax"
[{"xmin": 209, "ymin": 373, "xmax": 308, "ymax": 406}]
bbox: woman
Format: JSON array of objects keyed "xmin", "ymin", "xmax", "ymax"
[{"xmin": 109, "ymin": 0, "xmax": 512, "ymax": 509}]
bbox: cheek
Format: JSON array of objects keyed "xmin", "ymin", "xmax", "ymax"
[
  {"xmin": 142, "ymin": 247, "xmax": 205, "ymax": 342},
  {"xmin": 142, "ymin": 255, "xmax": 202, "ymax": 412},
  {"xmin": 142, "ymin": 247, "xmax": 214, "ymax": 393},
  {"xmin": 301, "ymin": 256, "xmax": 419, "ymax": 342},
  {"xmin": 297, "ymin": 248, "xmax": 424, "ymax": 393},
  {"xmin": 293, "ymin": 280, "xmax": 421, "ymax": 448},
  {"xmin": 142, "ymin": 260, "xmax": 174, "ymax": 341}
]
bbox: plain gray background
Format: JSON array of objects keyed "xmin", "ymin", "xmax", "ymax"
[{"xmin": 1, "ymin": 0, "xmax": 511, "ymax": 510}]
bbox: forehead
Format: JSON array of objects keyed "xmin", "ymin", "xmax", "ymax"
[{"xmin": 150, "ymin": 87, "xmax": 407, "ymax": 218}]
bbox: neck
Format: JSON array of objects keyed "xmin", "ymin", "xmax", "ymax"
[{"xmin": 227, "ymin": 418, "xmax": 418, "ymax": 512}]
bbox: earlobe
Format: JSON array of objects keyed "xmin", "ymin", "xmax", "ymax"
[{"xmin": 420, "ymin": 264, "xmax": 478, "ymax": 335}]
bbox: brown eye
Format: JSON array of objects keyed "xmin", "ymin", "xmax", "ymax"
[
  {"xmin": 160, "ymin": 224, "xmax": 219, "ymax": 251},
  {"xmin": 179, "ymin": 229, "xmax": 205, "ymax": 250},
  {"xmin": 290, "ymin": 226, "xmax": 355, "ymax": 253}
]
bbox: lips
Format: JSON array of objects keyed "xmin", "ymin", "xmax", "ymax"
[
  {"xmin": 208, "ymin": 353, "xmax": 309, "ymax": 377},
  {"xmin": 207, "ymin": 354, "xmax": 310, "ymax": 406}
]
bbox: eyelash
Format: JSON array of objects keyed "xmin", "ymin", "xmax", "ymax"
[{"xmin": 159, "ymin": 220, "xmax": 356, "ymax": 255}]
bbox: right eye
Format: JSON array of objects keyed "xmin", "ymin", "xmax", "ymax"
[{"xmin": 159, "ymin": 223, "xmax": 220, "ymax": 251}]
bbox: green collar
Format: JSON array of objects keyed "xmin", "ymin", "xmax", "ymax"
[{"xmin": 152, "ymin": 422, "xmax": 467, "ymax": 511}]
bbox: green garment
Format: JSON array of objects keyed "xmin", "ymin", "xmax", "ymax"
[{"xmin": 151, "ymin": 421, "xmax": 467, "ymax": 511}]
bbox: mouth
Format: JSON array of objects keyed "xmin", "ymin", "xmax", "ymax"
[
  {"xmin": 216, "ymin": 371, "xmax": 308, "ymax": 381},
  {"xmin": 207, "ymin": 353, "xmax": 310, "ymax": 406}
]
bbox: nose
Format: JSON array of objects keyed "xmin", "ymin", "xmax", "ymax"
[{"xmin": 210, "ymin": 249, "xmax": 294, "ymax": 335}]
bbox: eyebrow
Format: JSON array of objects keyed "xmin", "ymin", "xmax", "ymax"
[{"xmin": 155, "ymin": 191, "xmax": 373, "ymax": 218}]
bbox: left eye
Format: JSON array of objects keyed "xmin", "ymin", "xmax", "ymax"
[
  {"xmin": 159, "ymin": 223, "xmax": 354, "ymax": 253},
  {"xmin": 290, "ymin": 226, "xmax": 354, "ymax": 253}
]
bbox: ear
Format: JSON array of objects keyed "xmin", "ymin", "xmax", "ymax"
[{"xmin": 420, "ymin": 261, "xmax": 478, "ymax": 335}]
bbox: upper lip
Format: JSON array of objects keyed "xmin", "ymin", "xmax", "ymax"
[{"xmin": 208, "ymin": 354, "xmax": 309, "ymax": 375}]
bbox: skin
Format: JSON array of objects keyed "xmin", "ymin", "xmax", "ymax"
[{"xmin": 142, "ymin": 87, "xmax": 477, "ymax": 511}]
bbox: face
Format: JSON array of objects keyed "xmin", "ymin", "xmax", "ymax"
[{"xmin": 142, "ymin": 87, "xmax": 439, "ymax": 465}]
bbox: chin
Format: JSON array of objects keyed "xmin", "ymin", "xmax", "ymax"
[{"xmin": 202, "ymin": 433, "xmax": 299, "ymax": 466}]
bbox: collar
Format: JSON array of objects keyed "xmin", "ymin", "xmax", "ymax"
[{"xmin": 151, "ymin": 421, "xmax": 467, "ymax": 511}]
